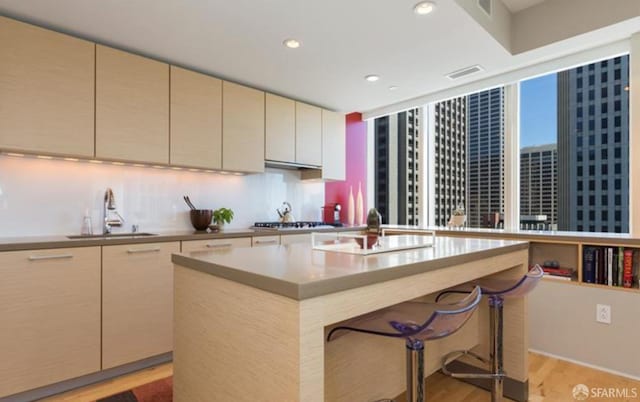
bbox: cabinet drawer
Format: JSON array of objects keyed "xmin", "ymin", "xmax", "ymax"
[
  {"xmin": 0, "ymin": 247, "xmax": 101, "ymax": 397},
  {"xmin": 182, "ymin": 237, "xmax": 252, "ymax": 253},
  {"xmin": 102, "ymin": 242, "xmax": 179, "ymax": 369},
  {"xmin": 280, "ymin": 233, "xmax": 311, "ymax": 245},
  {"xmin": 252, "ymin": 236, "xmax": 280, "ymax": 247}
]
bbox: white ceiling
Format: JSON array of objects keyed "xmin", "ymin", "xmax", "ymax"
[{"xmin": 0, "ymin": 0, "xmax": 637, "ymax": 114}]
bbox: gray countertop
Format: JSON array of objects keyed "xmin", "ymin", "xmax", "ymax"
[
  {"xmin": 0, "ymin": 226, "xmax": 366, "ymax": 252},
  {"xmin": 172, "ymin": 236, "xmax": 528, "ymax": 300}
]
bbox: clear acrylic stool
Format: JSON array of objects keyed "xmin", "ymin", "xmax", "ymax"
[
  {"xmin": 327, "ymin": 286, "xmax": 482, "ymax": 402},
  {"xmin": 439, "ymin": 264, "xmax": 544, "ymax": 402}
]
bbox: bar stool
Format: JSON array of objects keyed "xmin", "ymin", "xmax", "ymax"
[
  {"xmin": 439, "ymin": 264, "xmax": 544, "ymax": 402},
  {"xmin": 326, "ymin": 286, "xmax": 482, "ymax": 402}
]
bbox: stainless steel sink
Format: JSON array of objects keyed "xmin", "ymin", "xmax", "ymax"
[{"xmin": 67, "ymin": 232, "xmax": 158, "ymax": 240}]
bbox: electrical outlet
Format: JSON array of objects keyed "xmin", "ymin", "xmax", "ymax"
[{"xmin": 596, "ymin": 304, "xmax": 611, "ymax": 324}]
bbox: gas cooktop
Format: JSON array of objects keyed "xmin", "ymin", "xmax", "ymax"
[{"xmin": 252, "ymin": 221, "xmax": 337, "ymax": 231}]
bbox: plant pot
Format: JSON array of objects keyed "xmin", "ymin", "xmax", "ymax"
[
  {"xmin": 448, "ymin": 215, "xmax": 466, "ymax": 228},
  {"xmin": 190, "ymin": 209, "xmax": 213, "ymax": 231}
]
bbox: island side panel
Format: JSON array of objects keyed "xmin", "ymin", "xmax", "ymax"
[
  {"xmin": 173, "ymin": 265, "xmax": 301, "ymax": 402},
  {"xmin": 318, "ymin": 248, "xmax": 528, "ymax": 402}
]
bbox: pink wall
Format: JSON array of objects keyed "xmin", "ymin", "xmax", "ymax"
[{"xmin": 325, "ymin": 112, "xmax": 368, "ymax": 224}]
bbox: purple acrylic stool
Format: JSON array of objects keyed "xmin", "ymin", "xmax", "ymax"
[
  {"xmin": 327, "ymin": 286, "xmax": 482, "ymax": 402},
  {"xmin": 439, "ymin": 264, "xmax": 544, "ymax": 402}
]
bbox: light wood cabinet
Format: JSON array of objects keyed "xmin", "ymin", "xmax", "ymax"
[
  {"xmin": 0, "ymin": 247, "xmax": 101, "ymax": 397},
  {"xmin": 96, "ymin": 45, "xmax": 169, "ymax": 164},
  {"xmin": 182, "ymin": 237, "xmax": 252, "ymax": 253},
  {"xmin": 301, "ymin": 109, "xmax": 346, "ymax": 181},
  {"xmin": 295, "ymin": 102, "xmax": 322, "ymax": 166},
  {"xmin": 222, "ymin": 81, "xmax": 265, "ymax": 173},
  {"xmin": 321, "ymin": 110, "xmax": 346, "ymax": 180},
  {"xmin": 280, "ymin": 233, "xmax": 311, "ymax": 245},
  {"xmin": 102, "ymin": 242, "xmax": 179, "ymax": 369},
  {"xmin": 265, "ymin": 94, "xmax": 295, "ymax": 163},
  {"xmin": 170, "ymin": 66, "xmax": 222, "ymax": 169},
  {"xmin": 252, "ymin": 236, "xmax": 280, "ymax": 247},
  {"xmin": 0, "ymin": 16, "xmax": 95, "ymax": 158}
]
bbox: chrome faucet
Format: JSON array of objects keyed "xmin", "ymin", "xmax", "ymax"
[{"xmin": 103, "ymin": 188, "xmax": 125, "ymax": 234}]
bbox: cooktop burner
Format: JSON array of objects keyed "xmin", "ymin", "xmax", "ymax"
[{"xmin": 253, "ymin": 221, "xmax": 335, "ymax": 230}]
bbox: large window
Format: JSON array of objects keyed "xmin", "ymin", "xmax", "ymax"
[
  {"xmin": 373, "ymin": 109, "xmax": 420, "ymax": 225},
  {"xmin": 520, "ymin": 55, "xmax": 630, "ymax": 233},
  {"xmin": 371, "ymin": 54, "xmax": 630, "ymax": 234}
]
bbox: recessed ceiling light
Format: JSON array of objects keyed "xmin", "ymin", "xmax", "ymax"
[
  {"xmin": 414, "ymin": 1, "xmax": 436, "ymax": 15},
  {"xmin": 389, "ymin": 86, "xmax": 399, "ymax": 91},
  {"xmin": 283, "ymin": 39, "xmax": 301, "ymax": 49},
  {"xmin": 365, "ymin": 74, "xmax": 380, "ymax": 82}
]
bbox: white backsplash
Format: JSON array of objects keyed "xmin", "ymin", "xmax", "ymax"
[{"xmin": 0, "ymin": 155, "xmax": 325, "ymax": 237}]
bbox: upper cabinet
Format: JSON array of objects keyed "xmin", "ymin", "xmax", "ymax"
[
  {"xmin": 301, "ymin": 110, "xmax": 346, "ymax": 181},
  {"xmin": 170, "ymin": 66, "xmax": 222, "ymax": 169},
  {"xmin": 321, "ymin": 110, "xmax": 346, "ymax": 180},
  {"xmin": 295, "ymin": 102, "xmax": 322, "ymax": 166},
  {"xmin": 222, "ymin": 81, "xmax": 265, "ymax": 173},
  {"xmin": 0, "ymin": 16, "xmax": 94, "ymax": 158},
  {"xmin": 265, "ymin": 94, "xmax": 295, "ymax": 163},
  {"xmin": 96, "ymin": 45, "xmax": 169, "ymax": 164}
]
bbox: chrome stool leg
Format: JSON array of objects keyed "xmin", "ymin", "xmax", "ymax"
[
  {"xmin": 489, "ymin": 296, "xmax": 504, "ymax": 402},
  {"xmin": 406, "ymin": 340, "xmax": 425, "ymax": 402},
  {"xmin": 441, "ymin": 296, "xmax": 506, "ymax": 402}
]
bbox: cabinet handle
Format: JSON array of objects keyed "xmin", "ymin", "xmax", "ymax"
[
  {"xmin": 206, "ymin": 243, "xmax": 233, "ymax": 248},
  {"xmin": 28, "ymin": 254, "xmax": 74, "ymax": 261},
  {"xmin": 254, "ymin": 239, "xmax": 278, "ymax": 244},
  {"xmin": 127, "ymin": 247, "xmax": 161, "ymax": 254}
]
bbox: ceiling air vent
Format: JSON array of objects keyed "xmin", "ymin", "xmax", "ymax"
[
  {"xmin": 445, "ymin": 65, "xmax": 484, "ymax": 80},
  {"xmin": 478, "ymin": 0, "xmax": 492, "ymax": 17}
]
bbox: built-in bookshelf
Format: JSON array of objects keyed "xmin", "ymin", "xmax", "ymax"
[{"xmin": 428, "ymin": 228, "xmax": 640, "ymax": 293}]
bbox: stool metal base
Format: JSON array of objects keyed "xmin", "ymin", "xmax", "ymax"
[{"xmin": 441, "ymin": 296, "xmax": 505, "ymax": 402}]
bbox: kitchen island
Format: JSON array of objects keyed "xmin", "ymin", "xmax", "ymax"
[{"xmin": 172, "ymin": 235, "xmax": 530, "ymax": 402}]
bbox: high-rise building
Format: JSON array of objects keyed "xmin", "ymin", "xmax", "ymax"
[
  {"xmin": 466, "ymin": 88, "xmax": 505, "ymax": 228},
  {"xmin": 374, "ymin": 108, "xmax": 420, "ymax": 225},
  {"xmin": 433, "ymin": 97, "xmax": 466, "ymax": 226},
  {"xmin": 520, "ymin": 144, "xmax": 558, "ymax": 229},
  {"xmin": 557, "ymin": 55, "xmax": 630, "ymax": 232}
]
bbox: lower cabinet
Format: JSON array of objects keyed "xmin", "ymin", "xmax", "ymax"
[
  {"xmin": 280, "ymin": 233, "xmax": 311, "ymax": 245},
  {"xmin": 0, "ymin": 247, "xmax": 101, "ymax": 398},
  {"xmin": 181, "ymin": 237, "xmax": 251, "ymax": 253},
  {"xmin": 102, "ymin": 242, "xmax": 179, "ymax": 369},
  {"xmin": 252, "ymin": 235, "xmax": 280, "ymax": 247}
]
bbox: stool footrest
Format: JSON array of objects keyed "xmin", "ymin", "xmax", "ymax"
[{"xmin": 442, "ymin": 350, "xmax": 505, "ymax": 380}]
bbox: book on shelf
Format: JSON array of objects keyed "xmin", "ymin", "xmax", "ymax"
[
  {"xmin": 623, "ymin": 249, "xmax": 633, "ymax": 288},
  {"xmin": 583, "ymin": 246, "xmax": 595, "ymax": 284},
  {"xmin": 543, "ymin": 273, "xmax": 572, "ymax": 281},
  {"xmin": 582, "ymin": 245, "xmax": 640, "ymax": 289}
]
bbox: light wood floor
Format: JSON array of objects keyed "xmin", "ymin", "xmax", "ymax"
[{"xmin": 41, "ymin": 352, "xmax": 640, "ymax": 402}]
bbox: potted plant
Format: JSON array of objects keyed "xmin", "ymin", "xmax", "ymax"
[
  {"xmin": 211, "ymin": 207, "xmax": 234, "ymax": 230},
  {"xmin": 447, "ymin": 204, "xmax": 466, "ymax": 228}
]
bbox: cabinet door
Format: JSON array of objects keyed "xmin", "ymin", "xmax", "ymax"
[
  {"xmin": 102, "ymin": 242, "xmax": 179, "ymax": 369},
  {"xmin": 170, "ymin": 66, "xmax": 222, "ymax": 169},
  {"xmin": 222, "ymin": 81, "xmax": 265, "ymax": 173},
  {"xmin": 265, "ymin": 93, "xmax": 295, "ymax": 163},
  {"xmin": 96, "ymin": 45, "xmax": 169, "ymax": 164},
  {"xmin": 295, "ymin": 102, "xmax": 322, "ymax": 166},
  {"xmin": 0, "ymin": 247, "xmax": 101, "ymax": 397},
  {"xmin": 252, "ymin": 235, "xmax": 280, "ymax": 247},
  {"xmin": 280, "ymin": 233, "xmax": 311, "ymax": 245},
  {"xmin": 181, "ymin": 237, "xmax": 252, "ymax": 253},
  {"xmin": 321, "ymin": 110, "xmax": 346, "ymax": 180},
  {"xmin": 0, "ymin": 17, "xmax": 94, "ymax": 158}
]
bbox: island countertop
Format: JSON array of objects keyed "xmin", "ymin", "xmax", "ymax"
[{"xmin": 171, "ymin": 235, "xmax": 528, "ymax": 300}]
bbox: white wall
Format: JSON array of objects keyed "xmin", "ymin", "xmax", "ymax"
[{"xmin": 0, "ymin": 155, "xmax": 324, "ymax": 237}]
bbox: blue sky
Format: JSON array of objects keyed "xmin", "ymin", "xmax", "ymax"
[{"xmin": 520, "ymin": 73, "xmax": 557, "ymax": 148}]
